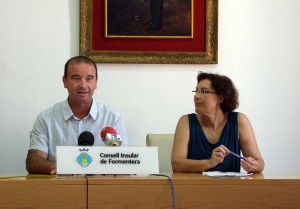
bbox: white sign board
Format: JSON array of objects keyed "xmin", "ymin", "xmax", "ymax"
[{"xmin": 56, "ymin": 146, "xmax": 159, "ymax": 175}]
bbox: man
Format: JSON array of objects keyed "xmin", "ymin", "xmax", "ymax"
[{"xmin": 26, "ymin": 56, "xmax": 128, "ymax": 174}]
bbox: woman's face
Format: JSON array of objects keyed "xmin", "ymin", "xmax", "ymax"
[{"xmin": 194, "ymin": 79, "xmax": 222, "ymax": 114}]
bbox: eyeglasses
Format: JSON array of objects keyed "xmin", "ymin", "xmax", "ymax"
[{"xmin": 192, "ymin": 89, "xmax": 217, "ymax": 95}]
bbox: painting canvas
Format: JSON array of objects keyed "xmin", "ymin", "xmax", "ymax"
[
  {"xmin": 106, "ymin": 0, "xmax": 192, "ymax": 38},
  {"xmin": 80, "ymin": 0, "xmax": 218, "ymax": 64}
]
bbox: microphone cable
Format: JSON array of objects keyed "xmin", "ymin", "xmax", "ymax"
[{"xmin": 151, "ymin": 174, "xmax": 176, "ymax": 209}]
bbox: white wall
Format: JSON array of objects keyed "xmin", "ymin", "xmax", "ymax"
[{"xmin": 1, "ymin": 0, "xmax": 300, "ymax": 174}]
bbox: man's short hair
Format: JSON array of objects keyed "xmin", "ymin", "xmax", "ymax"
[{"xmin": 64, "ymin": 56, "xmax": 98, "ymax": 79}]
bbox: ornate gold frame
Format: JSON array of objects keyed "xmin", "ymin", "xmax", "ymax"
[{"xmin": 80, "ymin": 0, "xmax": 218, "ymax": 64}]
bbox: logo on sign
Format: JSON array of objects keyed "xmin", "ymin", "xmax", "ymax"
[{"xmin": 76, "ymin": 151, "xmax": 93, "ymax": 168}]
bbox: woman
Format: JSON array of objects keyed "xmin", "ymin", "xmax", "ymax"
[{"xmin": 171, "ymin": 72, "xmax": 264, "ymax": 173}]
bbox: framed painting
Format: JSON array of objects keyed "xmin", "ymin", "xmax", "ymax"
[{"xmin": 80, "ymin": 0, "xmax": 218, "ymax": 64}]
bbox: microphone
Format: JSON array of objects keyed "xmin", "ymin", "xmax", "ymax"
[
  {"xmin": 78, "ymin": 131, "xmax": 95, "ymax": 146},
  {"xmin": 100, "ymin": 127, "xmax": 122, "ymax": 146}
]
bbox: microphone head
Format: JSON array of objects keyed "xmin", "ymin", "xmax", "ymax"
[
  {"xmin": 78, "ymin": 131, "xmax": 94, "ymax": 146},
  {"xmin": 100, "ymin": 127, "xmax": 117, "ymax": 140}
]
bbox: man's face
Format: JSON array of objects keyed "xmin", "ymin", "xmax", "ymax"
[{"xmin": 63, "ymin": 62, "xmax": 97, "ymax": 106}]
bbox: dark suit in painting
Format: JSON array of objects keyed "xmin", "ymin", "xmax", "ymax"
[{"xmin": 148, "ymin": 0, "xmax": 164, "ymax": 31}]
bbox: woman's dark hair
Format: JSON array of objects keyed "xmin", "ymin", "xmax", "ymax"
[
  {"xmin": 64, "ymin": 56, "xmax": 98, "ymax": 79},
  {"xmin": 197, "ymin": 71, "xmax": 239, "ymax": 112}
]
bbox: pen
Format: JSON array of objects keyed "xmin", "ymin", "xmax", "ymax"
[{"xmin": 230, "ymin": 151, "xmax": 245, "ymax": 160}]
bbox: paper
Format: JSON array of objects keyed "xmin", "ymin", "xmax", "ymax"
[{"xmin": 202, "ymin": 171, "xmax": 253, "ymax": 177}]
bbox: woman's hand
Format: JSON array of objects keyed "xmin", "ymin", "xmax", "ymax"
[
  {"xmin": 209, "ymin": 145, "xmax": 230, "ymax": 167},
  {"xmin": 240, "ymin": 157, "xmax": 259, "ymax": 173}
]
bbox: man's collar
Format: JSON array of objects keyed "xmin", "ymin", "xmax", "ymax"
[
  {"xmin": 62, "ymin": 99, "xmax": 97, "ymax": 120},
  {"xmin": 89, "ymin": 100, "xmax": 97, "ymax": 120}
]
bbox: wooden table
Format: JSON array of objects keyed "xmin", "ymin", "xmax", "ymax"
[
  {"xmin": 1, "ymin": 173, "xmax": 299, "ymax": 209},
  {"xmin": 0, "ymin": 174, "xmax": 87, "ymax": 209},
  {"xmin": 87, "ymin": 173, "xmax": 300, "ymax": 209}
]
